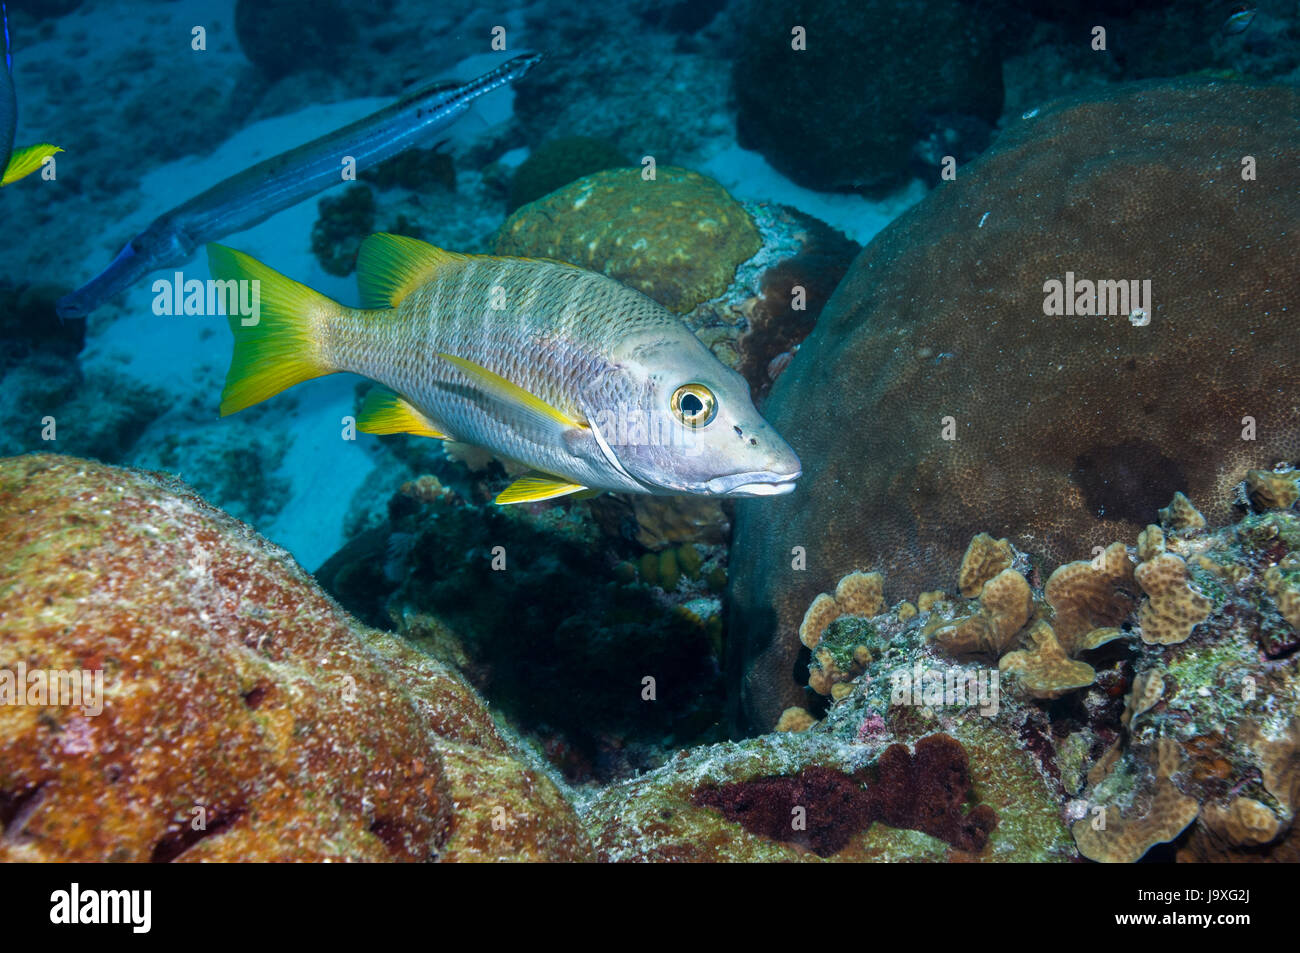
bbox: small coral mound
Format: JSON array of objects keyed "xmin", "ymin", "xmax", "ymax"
[
  {"xmin": 493, "ymin": 166, "xmax": 761, "ymax": 313},
  {"xmin": 774, "ymin": 707, "xmax": 818, "ymax": 733}
]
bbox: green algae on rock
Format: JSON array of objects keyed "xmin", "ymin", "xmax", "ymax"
[
  {"xmin": 0, "ymin": 455, "xmax": 592, "ymax": 862},
  {"xmin": 494, "ymin": 165, "xmax": 761, "ymax": 314}
]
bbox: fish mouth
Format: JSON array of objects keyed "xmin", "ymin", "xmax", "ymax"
[{"xmin": 705, "ymin": 470, "xmax": 801, "ymax": 497}]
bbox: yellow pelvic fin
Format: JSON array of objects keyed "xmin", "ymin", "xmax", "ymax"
[
  {"xmin": 357, "ymin": 386, "xmax": 448, "ymax": 439},
  {"xmin": 436, "ymin": 352, "xmax": 584, "ymax": 432},
  {"xmin": 356, "ymin": 233, "xmax": 468, "ymax": 309},
  {"xmin": 1, "ymin": 144, "xmax": 62, "ymax": 186},
  {"xmin": 207, "ymin": 243, "xmax": 341, "ymax": 416},
  {"xmin": 495, "ymin": 472, "xmax": 589, "ymax": 505}
]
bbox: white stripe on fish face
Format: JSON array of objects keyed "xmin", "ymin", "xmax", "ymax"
[{"xmin": 584, "ymin": 338, "xmax": 802, "ymax": 497}]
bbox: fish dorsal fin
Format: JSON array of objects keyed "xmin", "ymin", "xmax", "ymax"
[
  {"xmin": 357, "ymin": 386, "xmax": 449, "ymax": 439},
  {"xmin": 357, "ymin": 233, "xmax": 467, "ymax": 309},
  {"xmin": 495, "ymin": 472, "xmax": 588, "ymax": 505},
  {"xmin": 436, "ymin": 352, "xmax": 584, "ymax": 434}
]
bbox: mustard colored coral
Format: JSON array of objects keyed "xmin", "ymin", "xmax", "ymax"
[
  {"xmin": 957, "ymin": 533, "xmax": 1015, "ymax": 598},
  {"xmin": 798, "ymin": 570, "xmax": 884, "ymax": 648},
  {"xmin": 998, "ymin": 620, "xmax": 1096, "ymax": 700},
  {"xmin": 1043, "ymin": 542, "xmax": 1135, "ymax": 655},
  {"xmin": 1072, "ymin": 739, "xmax": 1200, "ymax": 863},
  {"xmin": 1158, "ymin": 491, "xmax": 1206, "ymax": 531},
  {"xmin": 1135, "ymin": 552, "xmax": 1212, "ymax": 646},
  {"xmin": 1246, "ymin": 468, "xmax": 1300, "ymax": 511},
  {"xmin": 928, "ymin": 567, "xmax": 1031, "ymax": 657}
]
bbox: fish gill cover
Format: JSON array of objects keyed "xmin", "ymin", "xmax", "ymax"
[{"xmin": 0, "ymin": 0, "xmax": 1296, "ymax": 892}]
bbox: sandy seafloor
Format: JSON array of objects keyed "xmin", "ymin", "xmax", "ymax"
[{"xmin": 3, "ymin": 0, "xmax": 926, "ymax": 569}]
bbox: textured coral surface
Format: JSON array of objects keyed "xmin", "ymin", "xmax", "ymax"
[
  {"xmin": 494, "ymin": 166, "xmax": 761, "ymax": 313},
  {"xmin": 730, "ymin": 80, "xmax": 1300, "ymax": 731},
  {"xmin": 0, "ymin": 455, "xmax": 591, "ymax": 862}
]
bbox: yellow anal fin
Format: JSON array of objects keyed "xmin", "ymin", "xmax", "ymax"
[
  {"xmin": 495, "ymin": 472, "xmax": 589, "ymax": 505},
  {"xmin": 356, "ymin": 233, "xmax": 468, "ymax": 309},
  {"xmin": 436, "ymin": 352, "xmax": 583, "ymax": 434},
  {"xmin": 357, "ymin": 386, "xmax": 448, "ymax": 439},
  {"xmin": 2, "ymin": 144, "xmax": 62, "ymax": 186}
]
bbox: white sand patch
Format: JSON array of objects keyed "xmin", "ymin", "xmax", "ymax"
[{"xmin": 79, "ymin": 52, "xmax": 523, "ymax": 570}]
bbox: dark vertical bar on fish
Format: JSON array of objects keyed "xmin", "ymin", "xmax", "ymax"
[
  {"xmin": 54, "ymin": 52, "xmax": 542, "ymax": 319},
  {"xmin": 1, "ymin": 4, "xmax": 16, "ymax": 176}
]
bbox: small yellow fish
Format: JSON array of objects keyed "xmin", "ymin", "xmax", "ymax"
[{"xmin": 207, "ymin": 235, "xmax": 801, "ymax": 504}]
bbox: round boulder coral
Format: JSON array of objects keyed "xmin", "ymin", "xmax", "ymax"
[
  {"xmin": 493, "ymin": 166, "xmax": 761, "ymax": 313},
  {"xmin": 730, "ymin": 80, "xmax": 1300, "ymax": 731}
]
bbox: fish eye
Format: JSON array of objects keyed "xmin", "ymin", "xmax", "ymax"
[{"xmin": 670, "ymin": 383, "xmax": 717, "ymax": 428}]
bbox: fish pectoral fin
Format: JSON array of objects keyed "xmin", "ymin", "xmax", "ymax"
[
  {"xmin": 436, "ymin": 352, "xmax": 585, "ymax": 435},
  {"xmin": 356, "ymin": 233, "xmax": 468, "ymax": 309},
  {"xmin": 1, "ymin": 143, "xmax": 62, "ymax": 186},
  {"xmin": 357, "ymin": 386, "xmax": 448, "ymax": 439},
  {"xmin": 495, "ymin": 472, "xmax": 588, "ymax": 505}
]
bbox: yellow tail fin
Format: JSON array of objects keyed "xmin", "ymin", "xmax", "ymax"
[
  {"xmin": 207, "ymin": 244, "xmax": 340, "ymax": 416},
  {"xmin": 1, "ymin": 144, "xmax": 62, "ymax": 187}
]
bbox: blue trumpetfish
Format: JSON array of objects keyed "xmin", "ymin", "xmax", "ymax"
[
  {"xmin": 56, "ymin": 53, "xmax": 541, "ymax": 319},
  {"xmin": 0, "ymin": 2, "xmax": 63, "ymax": 188}
]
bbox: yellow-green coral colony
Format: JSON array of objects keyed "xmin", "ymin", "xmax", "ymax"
[{"xmin": 494, "ymin": 166, "xmax": 763, "ymax": 314}]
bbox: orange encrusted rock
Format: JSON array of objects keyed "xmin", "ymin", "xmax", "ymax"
[{"xmin": 0, "ymin": 455, "xmax": 591, "ymax": 862}]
